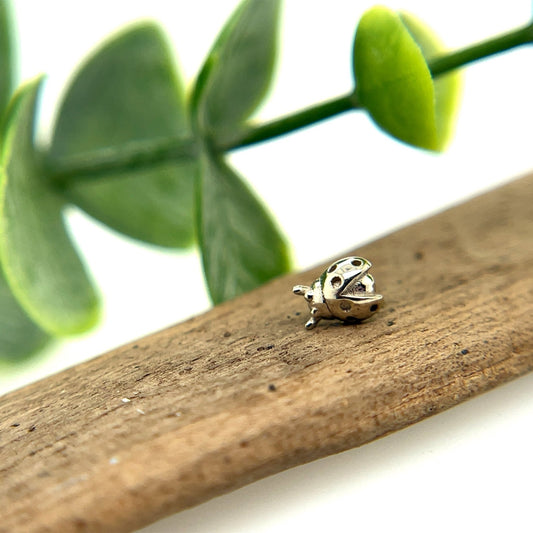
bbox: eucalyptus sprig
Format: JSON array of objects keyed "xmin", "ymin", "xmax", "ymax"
[{"xmin": 0, "ymin": 1, "xmax": 531, "ymax": 360}]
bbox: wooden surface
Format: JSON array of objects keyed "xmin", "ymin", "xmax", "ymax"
[{"xmin": 1, "ymin": 174, "xmax": 532, "ymax": 533}]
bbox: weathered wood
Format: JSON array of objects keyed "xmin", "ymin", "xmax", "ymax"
[{"xmin": 1, "ymin": 174, "xmax": 532, "ymax": 533}]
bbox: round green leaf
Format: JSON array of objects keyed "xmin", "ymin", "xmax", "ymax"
[
  {"xmin": 49, "ymin": 22, "xmax": 196, "ymax": 248},
  {"xmin": 198, "ymin": 150, "xmax": 291, "ymax": 304},
  {"xmin": 400, "ymin": 12, "xmax": 462, "ymax": 150},
  {"xmin": 353, "ymin": 6, "xmax": 454, "ymax": 151},
  {"xmin": 191, "ymin": 0, "xmax": 281, "ymax": 145},
  {"xmin": 0, "ymin": 267, "xmax": 49, "ymax": 360},
  {"xmin": 0, "ymin": 77, "xmax": 100, "ymax": 336}
]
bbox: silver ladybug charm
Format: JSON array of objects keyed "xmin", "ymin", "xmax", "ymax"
[{"xmin": 293, "ymin": 256, "xmax": 383, "ymax": 329}]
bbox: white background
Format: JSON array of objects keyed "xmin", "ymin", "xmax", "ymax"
[{"xmin": 1, "ymin": 1, "xmax": 532, "ymax": 532}]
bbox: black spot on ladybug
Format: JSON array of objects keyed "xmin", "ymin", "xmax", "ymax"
[{"xmin": 331, "ymin": 276, "xmax": 343, "ymax": 289}]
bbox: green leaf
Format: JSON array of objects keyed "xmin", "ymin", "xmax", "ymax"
[
  {"xmin": 354, "ymin": 6, "xmax": 454, "ymax": 151},
  {"xmin": 0, "ymin": 0, "xmax": 14, "ymax": 116},
  {"xmin": 0, "ymin": 77, "xmax": 100, "ymax": 336},
  {"xmin": 49, "ymin": 22, "xmax": 196, "ymax": 248},
  {"xmin": 0, "ymin": 267, "xmax": 49, "ymax": 360},
  {"xmin": 191, "ymin": 0, "xmax": 281, "ymax": 144},
  {"xmin": 198, "ymin": 150, "xmax": 290, "ymax": 304},
  {"xmin": 400, "ymin": 12, "xmax": 462, "ymax": 150}
]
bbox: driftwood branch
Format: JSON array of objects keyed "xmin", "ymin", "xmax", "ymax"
[{"xmin": 1, "ymin": 174, "xmax": 532, "ymax": 533}]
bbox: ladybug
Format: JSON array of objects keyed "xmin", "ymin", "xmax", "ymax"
[{"xmin": 293, "ymin": 256, "xmax": 383, "ymax": 329}]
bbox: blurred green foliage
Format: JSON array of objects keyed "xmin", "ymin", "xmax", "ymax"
[{"xmin": 0, "ymin": 0, "xmax": 529, "ymax": 361}]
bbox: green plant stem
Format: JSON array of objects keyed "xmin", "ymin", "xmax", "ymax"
[
  {"xmin": 49, "ymin": 21, "xmax": 533, "ymax": 183},
  {"xmin": 48, "ymin": 136, "xmax": 198, "ymax": 185},
  {"xmin": 220, "ymin": 92, "xmax": 359, "ymax": 151},
  {"xmin": 430, "ymin": 21, "xmax": 533, "ymax": 76}
]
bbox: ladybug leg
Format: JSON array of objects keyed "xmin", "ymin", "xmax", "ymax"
[
  {"xmin": 305, "ymin": 305, "xmax": 327, "ymax": 329},
  {"xmin": 305, "ymin": 315, "xmax": 321, "ymax": 329}
]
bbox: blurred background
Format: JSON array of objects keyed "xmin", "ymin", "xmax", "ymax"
[{"xmin": 1, "ymin": 1, "xmax": 532, "ymax": 532}]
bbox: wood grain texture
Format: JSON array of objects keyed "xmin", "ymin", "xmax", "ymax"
[{"xmin": 1, "ymin": 174, "xmax": 532, "ymax": 533}]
